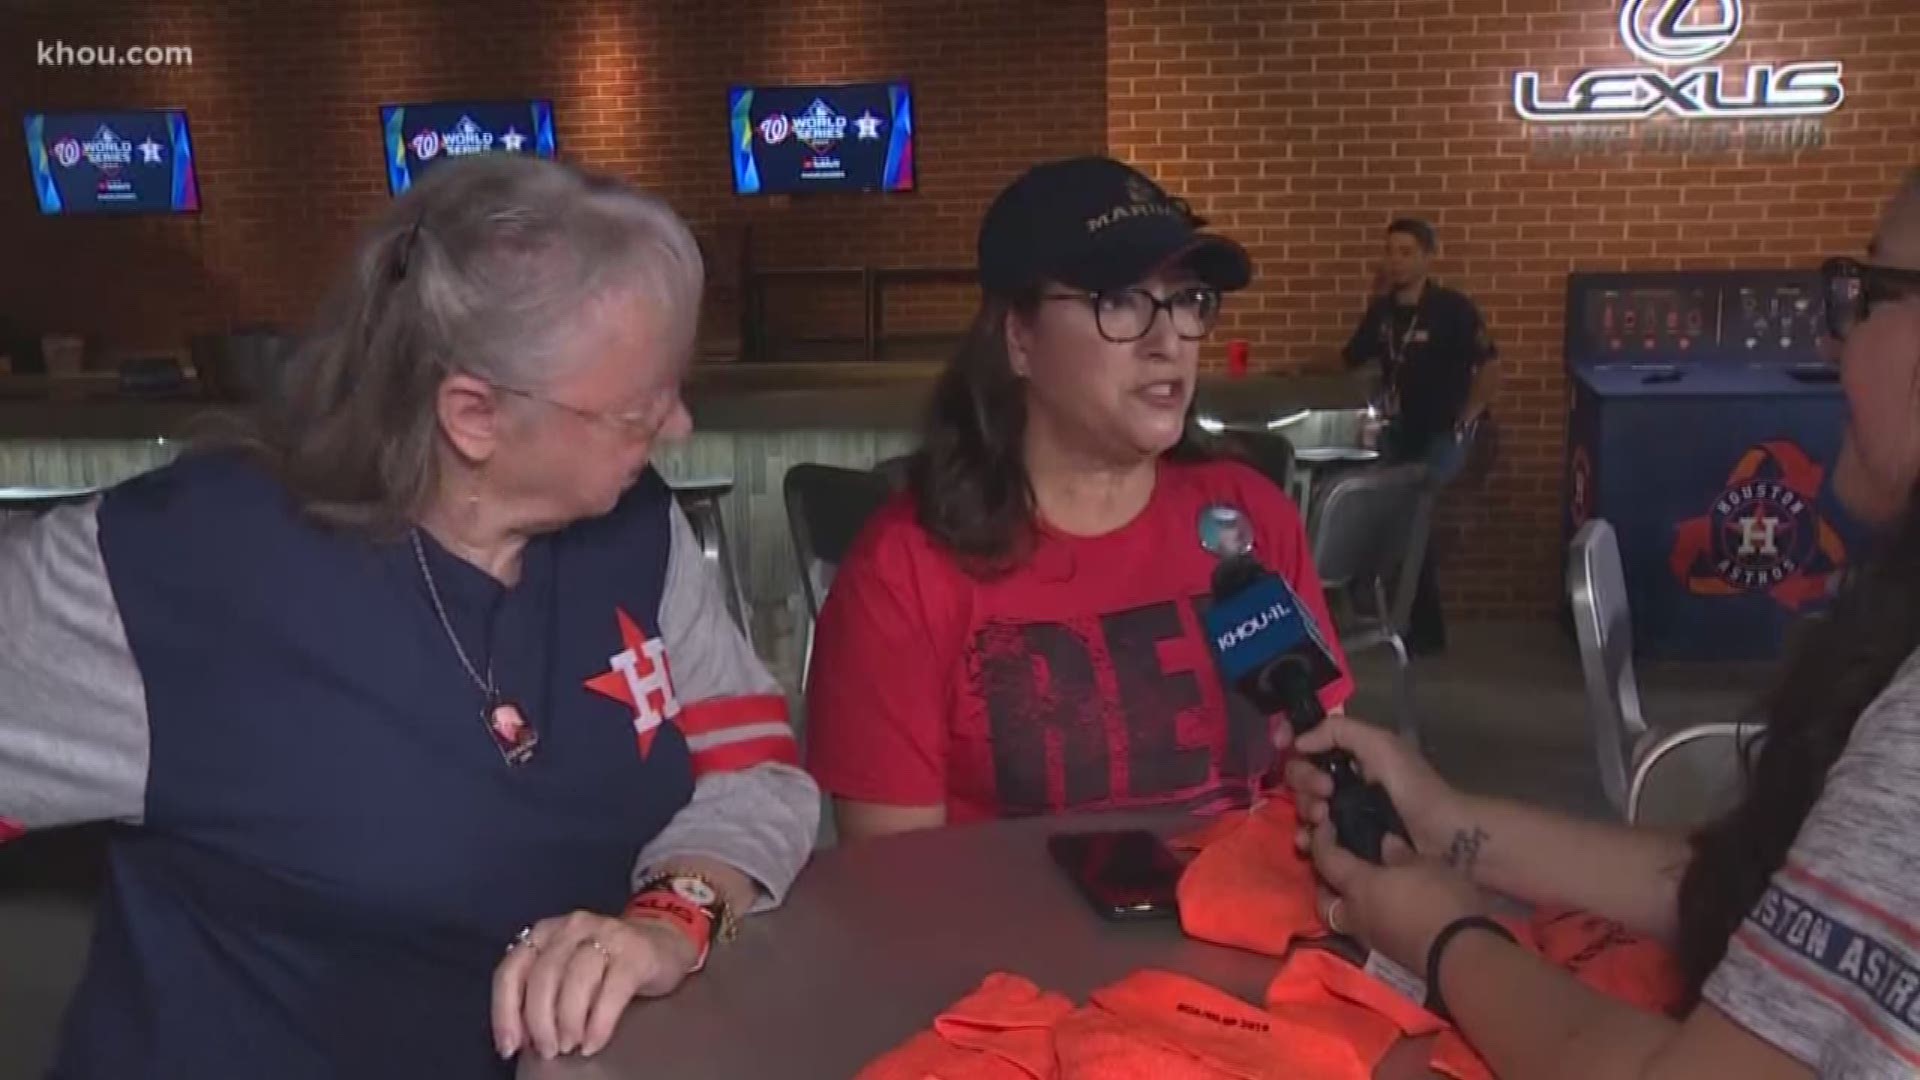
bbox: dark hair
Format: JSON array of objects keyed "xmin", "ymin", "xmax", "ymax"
[
  {"xmin": 909, "ymin": 291, "xmax": 1225, "ymax": 576},
  {"xmin": 1387, "ymin": 217, "xmax": 1437, "ymax": 254},
  {"xmin": 1674, "ymin": 482, "xmax": 1920, "ymax": 1009}
]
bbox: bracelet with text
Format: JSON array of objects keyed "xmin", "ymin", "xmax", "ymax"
[
  {"xmin": 632, "ymin": 870, "xmax": 741, "ymax": 943},
  {"xmin": 622, "ymin": 890, "xmax": 713, "ymax": 972}
]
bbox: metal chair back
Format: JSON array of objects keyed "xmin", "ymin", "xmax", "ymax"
[
  {"xmin": 1567, "ymin": 519, "xmax": 1651, "ymax": 815},
  {"xmin": 1309, "ymin": 462, "xmax": 1433, "ymax": 632},
  {"xmin": 1628, "ymin": 721, "xmax": 1760, "ymax": 827}
]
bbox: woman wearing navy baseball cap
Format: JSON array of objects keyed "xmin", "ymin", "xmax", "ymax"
[{"xmin": 806, "ymin": 156, "xmax": 1352, "ymax": 841}]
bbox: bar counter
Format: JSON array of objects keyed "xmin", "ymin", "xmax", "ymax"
[
  {"xmin": 0, "ymin": 363, "xmax": 1366, "ymax": 697},
  {"xmin": 0, "ymin": 364, "xmax": 1365, "ymax": 439}
]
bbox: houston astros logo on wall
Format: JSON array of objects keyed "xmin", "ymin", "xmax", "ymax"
[{"xmin": 1668, "ymin": 440, "xmax": 1846, "ymax": 611}]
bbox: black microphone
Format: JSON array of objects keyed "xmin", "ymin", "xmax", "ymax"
[{"xmin": 1197, "ymin": 506, "xmax": 1410, "ymax": 864}]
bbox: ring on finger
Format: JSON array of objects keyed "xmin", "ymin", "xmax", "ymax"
[
  {"xmin": 508, "ymin": 925, "xmax": 538, "ymax": 954},
  {"xmin": 1325, "ymin": 898, "xmax": 1348, "ymax": 935},
  {"xmin": 578, "ymin": 937, "xmax": 611, "ymax": 959}
]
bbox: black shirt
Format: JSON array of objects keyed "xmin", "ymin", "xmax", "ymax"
[{"xmin": 1342, "ymin": 282, "xmax": 1496, "ymax": 456}]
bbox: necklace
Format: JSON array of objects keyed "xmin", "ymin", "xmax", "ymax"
[{"xmin": 411, "ymin": 529, "xmax": 538, "ymax": 767}]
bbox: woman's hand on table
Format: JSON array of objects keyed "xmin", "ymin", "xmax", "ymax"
[{"xmin": 492, "ymin": 909, "xmax": 699, "ymax": 1061}]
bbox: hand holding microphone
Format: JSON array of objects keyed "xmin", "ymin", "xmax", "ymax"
[
  {"xmin": 1197, "ymin": 506, "xmax": 1410, "ymax": 864},
  {"xmin": 1277, "ymin": 714, "xmax": 1462, "ymax": 866}
]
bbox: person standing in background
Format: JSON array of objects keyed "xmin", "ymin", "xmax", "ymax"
[{"xmin": 1342, "ymin": 218, "xmax": 1500, "ymax": 655}]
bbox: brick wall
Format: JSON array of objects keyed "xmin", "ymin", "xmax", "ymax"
[
  {"xmin": 1110, "ymin": 0, "xmax": 1920, "ymax": 615},
  {"xmin": 0, "ymin": 0, "xmax": 1105, "ymax": 355},
  {"xmin": 5, "ymin": 0, "xmax": 1916, "ymax": 615}
]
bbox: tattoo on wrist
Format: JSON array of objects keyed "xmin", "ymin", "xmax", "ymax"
[{"xmin": 1443, "ymin": 826, "xmax": 1490, "ymax": 877}]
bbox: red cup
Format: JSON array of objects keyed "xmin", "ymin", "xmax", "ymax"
[{"xmin": 1226, "ymin": 339, "xmax": 1250, "ymax": 377}]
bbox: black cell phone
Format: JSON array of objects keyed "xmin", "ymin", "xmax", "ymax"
[{"xmin": 1047, "ymin": 829, "xmax": 1184, "ymax": 921}]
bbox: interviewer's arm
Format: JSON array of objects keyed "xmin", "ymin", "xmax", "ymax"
[
  {"xmin": 1303, "ymin": 817, "xmax": 1811, "ymax": 1080},
  {"xmin": 1438, "ymin": 930, "xmax": 1810, "ymax": 1080},
  {"xmin": 1447, "ymin": 793, "xmax": 1691, "ymax": 942},
  {"xmin": 1286, "ymin": 716, "xmax": 1690, "ymax": 942}
]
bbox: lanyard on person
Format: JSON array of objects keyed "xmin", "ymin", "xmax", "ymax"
[
  {"xmin": 1385, "ymin": 282, "xmax": 1426, "ymax": 372},
  {"xmin": 1386, "ymin": 312, "xmax": 1420, "ymax": 374}
]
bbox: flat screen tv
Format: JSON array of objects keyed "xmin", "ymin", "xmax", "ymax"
[
  {"xmin": 728, "ymin": 82, "xmax": 914, "ymax": 195},
  {"xmin": 380, "ymin": 100, "xmax": 557, "ymax": 195},
  {"xmin": 23, "ymin": 109, "xmax": 200, "ymax": 214}
]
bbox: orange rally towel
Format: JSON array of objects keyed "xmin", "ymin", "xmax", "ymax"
[
  {"xmin": 1262, "ymin": 947, "xmax": 1447, "ymax": 1077},
  {"xmin": 1173, "ymin": 801, "xmax": 1687, "ymax": 1080},
  {"xmin": 857, "ymin": 972, "xmax": 1074, "ymax": 1080},
  {"xmin": 1174, "ymin": 799, "xmax": 1327, "ymax": 958},
  {"xmin": 1059, "ymin": 969, "xmax": 1366, "ymax": 1080},
  {"xmin": 862, "ymin": 969, "xmax": 1390, "ymax": 1080}
]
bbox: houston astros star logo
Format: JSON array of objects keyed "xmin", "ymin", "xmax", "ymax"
[
  {"xmin": 584, "ymin": 608, "xmax": 682, "ymax": 757},
  {"xmin": 1669, "ymin": 440, "xmax": 1846, "ymax": 612}
]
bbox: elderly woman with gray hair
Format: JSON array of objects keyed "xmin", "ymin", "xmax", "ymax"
[{"xmin": 0, "ymin": 155, "xmax": 817, "ymax": 1076}]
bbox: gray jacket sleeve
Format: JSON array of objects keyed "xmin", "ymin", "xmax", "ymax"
[
  {"xmin": 632, "ymin": 501, "xmax": 818, "ymax": 910},
  {"xmin": 0, "ymin": 502, "xmax": 149, "ymax": 836}
]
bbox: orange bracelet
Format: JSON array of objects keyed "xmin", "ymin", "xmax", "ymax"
[{"xmin": 622, "ymin": 890, "xmax": 713, "ymax": 970}]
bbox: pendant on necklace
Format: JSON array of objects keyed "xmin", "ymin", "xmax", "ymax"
[{"xmin": 486, "ymin": 700, "xmax": 539, "ymax": 767}]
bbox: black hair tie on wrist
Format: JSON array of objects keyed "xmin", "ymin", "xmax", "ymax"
[{"xmin": 1423, "ymin": 915, "xmax": 1517, "ymax": 1024}]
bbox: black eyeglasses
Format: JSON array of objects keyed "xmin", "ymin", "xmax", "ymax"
[
  {"xmin": 1821, "ymin": 257, "xmax": 1920, "ymax": 341},
  {"xmin": 1041, "ymin": 286, "xmax": 1222, "ymax": 344}
]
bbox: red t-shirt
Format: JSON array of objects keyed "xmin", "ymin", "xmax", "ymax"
[{"xmin": 806, "ymin": 458, "xmax": 1353, "ymax": 825}]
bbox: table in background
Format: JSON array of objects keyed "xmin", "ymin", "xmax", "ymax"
[{"xmin": 522, "ymin": 812, "xmax": 1435, "ymax": 1080}]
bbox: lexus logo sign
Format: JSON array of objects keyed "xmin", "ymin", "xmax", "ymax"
[
  {"xmin": 1619, "ymin": 0, "xmax": 1741, "ymax": 65},
  {"xmin": 1515, "ymin": 0, "xmax": 1845, "ymax": 123}
]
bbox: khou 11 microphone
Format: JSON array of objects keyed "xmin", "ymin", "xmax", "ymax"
[{"xmin": 1197, "ymin": 505, "xmax": 1410, "ymax": 864}]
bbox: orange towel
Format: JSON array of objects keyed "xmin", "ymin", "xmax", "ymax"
[
  {"xmin": 857, "ymin": 973, "xmax": 1074, "ymax": 1080},
  {"xmin": 1176, "ymin": 804, "xmax": 1684, "ymax": 995},
  {"xmin": 1059, "ymin": 969, "xmax": 1372, "ymax": 1080},
  {"xmin": 1173, "ymin": 799, "xmax": 1326, "ymax": 958},
  {"xmin": 862, "ymin": 968, "xmax": 1392, "ymax": 1080},
  {"xmin": 1261, "ymin": 947, "xmax": 1447, "ymax": 1077},
  {"xmin": 861, "ymin": 865, "xmax": 1687, "ymax": 1080}
]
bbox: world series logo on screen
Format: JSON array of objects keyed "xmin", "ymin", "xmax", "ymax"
[
  {"xmin": 728, "ymin": 82, "xmax": 914, "ymax": 195},
  {"xmin": 23, "ymin": 110, "xmax": 200, "ymax": 214}
]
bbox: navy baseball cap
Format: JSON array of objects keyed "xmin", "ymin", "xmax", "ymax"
[{"xmin": 977, "ymin": 156, "xmax": 1252, "ymax": 295}]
